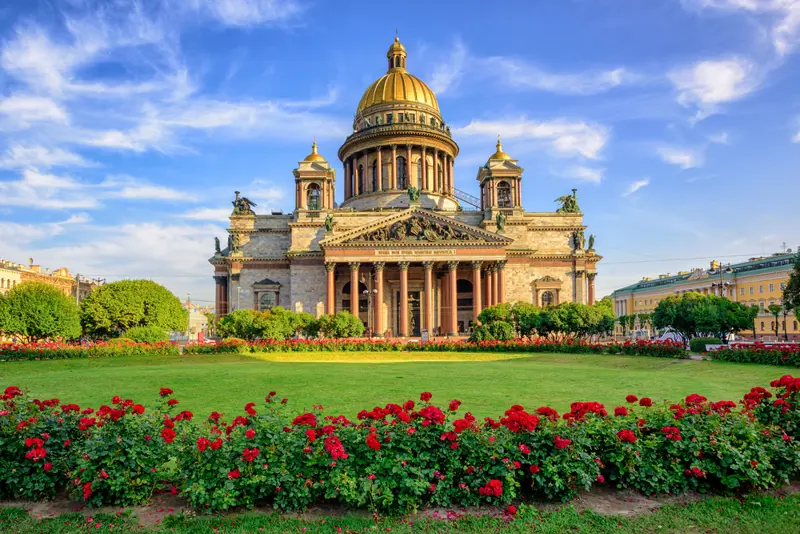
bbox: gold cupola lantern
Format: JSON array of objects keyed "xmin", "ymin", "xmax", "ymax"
[{"xmin": 303, "ymin": 140, "xmax": 326, "ymax": 162}]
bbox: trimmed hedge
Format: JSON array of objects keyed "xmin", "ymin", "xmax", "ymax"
[
  {"xmin": 0, "ymin": 341, "xmax": 179, "ymax": 361},
  {"xmin": 123, "ymin": 326, "xmax": 170, "ymax": 344},
  {"xmin": 710, "ymin": 343, "xmax": 800, "ymax": 367},
  {"xmin": 1, "ymin": 376, "xmax": 800, "ymax": 512},
  {"xmin": 689, "ymin": 337, "xmax": 721, "ymax": 353},
  {"xmin": 184, "ymin": 339, "xmax": 689, "ymax": 359}
]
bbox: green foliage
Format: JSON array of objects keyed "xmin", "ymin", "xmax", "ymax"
[
  {"xmin": 653, "ymin": 293, "xmax": 755, "ymax": 343},
  {"xmin": 710, "ymin": 344, "xmax": 800, "ymax": 367},
  {"xmin": 469, "ymin": 320, "xmax": 516, "ymax": 342},
  {"xmin": 217, "ymin": 309, "xmax": 260, "ymax": 340},
  {"xmin": 80, "ymin": 280, "xmax": 187, "ymax": 338},
  {"xmin": 217, "ymin": 308, "xmax": 321, "ymax": 341},
  {"xmin": 783, "ymin": 257, "xmax": 800, "ymax": 312},
  {"xmin": 477, "ymin": 302, "xmax": 613, "ymax": 341},
  {"xmin": 477, "ymin": 303, "xmax": 513, "ymax": 325},
  {"xmin": 689, "ymin": 337, "xmax": 721, "ymax": 353},
  {"xmin": 767, "ymin": 303, "xmax": 783, "ymax": 338},
  {"xmin": 315, "ymin": 311, "xmax": 365, "ymax": 339},
  {"xmin": 0, "ymin": 282, "xmax": 81, "ymax": 342},
  {"xmin": 123, "ymin": 326, "xmax": 169, "ymax": 344}
]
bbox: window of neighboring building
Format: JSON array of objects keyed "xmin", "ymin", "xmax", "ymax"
[
  {"xmin": 541, "ymin": 291, "xmax": 554, "ymax": 307},
  {"xmin": 761, "ymin": 321, "xmax": 765, "ymax": 331},
  {"xmin": 740, "ymin": 287, "xmax": 745, "ymax": 296},
  {"xmin": 759, "ymin": 301, "xmax": 766, "ymax": 311},
  {"xmin": 794, "ymin": 321, "xmax": 798, "ymax": 331},
  {"xmin": 781, "ymin": 282, "xmax": 786, "ymax": 291},
  {"xmin": 769, "ymin": 283, "xmax": 774, "ymax": 292},
  {"xmin": 306, "ymin": 183, "xmax": 321, "ymax": 210},
  {"xmin": 749, "ymin": 287, "xmax": 754, "ymax": 294},
  {"xmin": 759, "ymin": 285, "xmax": 764, "ymax": 293},
  {"xmin": 258, "ymin": 292, "xmax": 277, "ymax": 311}
]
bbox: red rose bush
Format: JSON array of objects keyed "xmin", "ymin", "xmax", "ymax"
[{"xmin": 4, "ymin": 376, "xmax": 800, "ymax": 513}]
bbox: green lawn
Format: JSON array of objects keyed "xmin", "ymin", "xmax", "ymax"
[
  {"xmin": 2, "ymin": 493, "xmax": 799, "ymax": 533},
  {"xmin": 0, "ymin": 352, "xmax": 792, "ymax": 418}
]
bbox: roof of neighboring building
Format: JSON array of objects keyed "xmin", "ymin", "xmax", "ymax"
[{"xmin": 611, "ymin": 252, "xmax": 798, "ymax": 297}]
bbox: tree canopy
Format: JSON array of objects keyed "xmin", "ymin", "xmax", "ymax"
[
  {"xmin": 784, "ymin": 258, "xmax": 800, "ymax": 312},
  {"xmin": 0, "ymin": 282, "xmax": 81, "ymax": 342},
  {"xmin": 475, "ymin": 300, "xmax": 614, "ymax": 341},
  {"xmin": 653, "ymin": 293, "xmax": 755, "ymax": 343},
  {"xmin": 80, "ymin": 280, "xmax": 187, "ymax": 338}
]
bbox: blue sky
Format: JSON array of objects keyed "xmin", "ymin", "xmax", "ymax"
[{"xmin": 0, "ymin": 0, "xmax": 798, "ymax": 306}]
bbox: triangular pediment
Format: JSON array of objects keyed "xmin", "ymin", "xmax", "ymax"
[{"xmin": 320, "ymin": 208, "xmax": 513, "ymax": 247}]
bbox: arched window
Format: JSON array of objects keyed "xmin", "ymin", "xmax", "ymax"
[
  {"xmin": 497, "ymin": 181, "xmax": 512, "ymax": 208},
  {"xmin": 342, "ymin": 282, "xmax": 369, "ymax": 313},
  {"xmin": 541, "ymin": 291, "xmax": 554, "ymax": 307},
  {"xmin": 259, "ymin": 292, "xmax": 277, "ymax": 311},
  {"xmin": 371, "ymin": 161, "xmax": 378, "ymax": 191},
  {"xmin": 396, "ymin": 156, "xmax": 407, "ymax": 189},
  {"xmin": 306, "ymin": 183, "xmax": 321, "ymax": 210}
]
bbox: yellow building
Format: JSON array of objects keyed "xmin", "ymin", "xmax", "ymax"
[
  {"xmin": 0, "ymin": 258, "xmax": 100, "ymax": 302},
  {"xmin": 611, "ymin": 252, "xmax": 798, "ymax": 340}
]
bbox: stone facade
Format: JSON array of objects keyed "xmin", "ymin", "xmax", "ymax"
[{"xmin": 210, "ymin": 38, "xmax": 601, "ymax": 337}]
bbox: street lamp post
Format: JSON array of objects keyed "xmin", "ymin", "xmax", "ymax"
[{"xmin": 709, "ymin": 263, "xmax": 735, "ymax": 343}]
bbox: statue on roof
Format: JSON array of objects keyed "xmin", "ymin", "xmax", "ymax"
[
  {"xmin": 408, "ymin": 186, "xmax": 420, "ymax": 202},
  {"xmin": 324, "ymin": 214, "xmax": 335, "ymax": 232},
  {"xmin": 232, "ymin": 191, "xmax": 257, "ymax": 215},
  {"xmin": 555, "ymin": 188, "xmax": 581, "ymax": 213},
  {"xmin": 214, "ymin": 237, "xmax": 221, "ymax": 254},
  {"xmin": 587, "ymin": 234, "xmax": 595, "ymax": 251},
  {"xmin": 495, "ymin": 211, "xmax": 507, "ymax": 232}
]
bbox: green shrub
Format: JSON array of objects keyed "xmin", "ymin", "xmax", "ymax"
[
  {"xmin": 689, "ymin": 337, "xmax": 721, "ymax": 353},
  {"xmin": 470, "ymin": 320, "xmax": 515, "ymax": 342},
  {"xmin": 106, "ymin": 338, "xmax": 136, "ymax": 347},
  {"xmin": 123, "ymin": 326, "xmax": 169, "ymax": 344},
  {"xmin": 317, "ymin": 311, "xmax": 365, "ymax": 339}
]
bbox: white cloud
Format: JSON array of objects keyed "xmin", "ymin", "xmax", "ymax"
[
  {"xmin": 793, "ymin": 129, "xmax": 800, "ymax": 142},
  {"xmin": 428, "ymin": 39, "xmax": 468, "ymax": 94},
  {"xmin": 455, "ymin": 118, "xmax": 609, "ymax": 160},
  {"xmin": 180, "ymin": 0, "xmax": 305, "ymax": 27},
  {"xmin": 559, "ymin": 166, "xmax": 604, "ymax": 184},
  {"xmin": 0, "ymin": 144, "xmax": 94, "ymax": 169},
  {"xmin": 668, "ymin": 58, "xmax": 760, "ymax": 120},
  {"xmin": 0, "ymin": 95, "xmax": 68, "ymax": 128},
  {"xmin": 181, "ymin": 208, "xmax": 233, "ymax": 222},
  {"xmin": 681, "ymin": 0, "xmax": 800, "ymax": 57},
  {"xmin": 482, "ymin": 58, "xmax": 636, "ymax": 95},
  {"xmin": 708, "ymin": 131, "xmax": 730, "ymax": 144},
  {"xmin": 657, "ymin": 146, "xmax": 704, "ymax": 169},
  {"xmin": 0, "ymin": 169, "xmax": 98, "ymax": 209},
  {"xmin": 100, "ymin": 176, "xmax": 195, "ymax": 201},
  {"xmin": 623, "ymin": 179, "xmax": 651, "ymax": 197}
]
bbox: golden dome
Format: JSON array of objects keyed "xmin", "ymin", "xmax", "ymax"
[
  {"xmin": 303, "ymin": 140, "xmax": 326, "ymax": 162},
  {"xmin": 356, "ymin": 37, "xmax": 440, "ymax": 115},
  {"xmin": 488, "ymin": 136, "xmax": 512, "ymax": 162}
]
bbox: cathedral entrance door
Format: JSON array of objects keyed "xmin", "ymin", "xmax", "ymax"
[{"xmin": 397, "ymin": 290, "xmax": 422, "ymax": 337}]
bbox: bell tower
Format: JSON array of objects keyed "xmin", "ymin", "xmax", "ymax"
[
  {"xmin": 477, "ymin": 136, "xmax": 523, "ymax": 212},
  {"xmin": 294, "ymin": 140, "xmax": 336, "ymax": 213}
]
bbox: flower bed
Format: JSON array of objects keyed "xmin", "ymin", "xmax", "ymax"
[
  {"xmin": 2, "ymin": 375, "xmax": 799, "ymax": 513},
  {"xmin": 0, "ymin": 341, "xmax": 179, "ymax": 361},
  {"xmin": 183, "ymin": 338, "xmax": 688, "ymax": 358},
  {"xmin": 709, "ymin": 343, "xmax": 800, "ymax": 367}
]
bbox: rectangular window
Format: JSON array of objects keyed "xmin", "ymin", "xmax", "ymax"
[
  {"xmin": 749, "ymin": 287, "xmax": 754, "ymax": 294},
  {"xmin": 759, "ymin": 285, "xmax": 764, "ymax": 293},
  {"xmin": 769, "ymin": 284, "xmax": 774, "ymax": 292},
  {"xmin": 740, "ymin": 288, "xmax": 745, "ymax": 296},
  {"xmin": 781, "ymin": 282, "xmax": 787, "ymax": 290}
]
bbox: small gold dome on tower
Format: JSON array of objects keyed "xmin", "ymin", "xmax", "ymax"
[
  {"xmin": 356, "ymin": 36, "xmax": 440, "ymax": 115},
  {"xmin": 303, "ymin": 140, "xmax": 326, "ymax": 162},
  {"xmin": 488, "ymin": 135, "xmax": 512, "ymax": 163}
]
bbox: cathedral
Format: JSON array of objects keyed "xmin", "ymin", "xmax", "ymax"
[{"xmin": 210, "ymin": 37, "xmax": 601, "ymax": 337}]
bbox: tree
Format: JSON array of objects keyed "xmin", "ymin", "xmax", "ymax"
[
  {"xmin": 783, "ymin": 257, "xmax": 800, "ymax": 311},
  {"xmin": 749, "ymin": 304, "xmax": 760, "ymax": 341},
  {"xmin": 203, "ymin": 312, "xmax": 217, "ymax": 336},
  {"xmin": 781, "ymin": 298, "xmax": 791, "ymax": 342},
  {"xmin": 718, "ymin": 299, "xmax": 758, "ymax": 343},
  {"xmin": 0, "ymin": 282, "xmax": 81, "ymax": 342},
  {"xmin": 217, "ymin": 309, "xmax": 261, "ymax": 340},
  {"xmin": 767, "ymin": 303, "xmax": 782, "ymax": 339},
  {"xmin": 80, "ymin": 280, "xmax": 188, "ymax": 338},
  {"xmin": 653, "ymin": 293, "xmax": 708, "ymax": 345},
  {"xmin": 617, "ymin": 314, "xmax": 629, "ymax": 337},
  {"xmin": 637, "ymin": 313, "xmax": 654, "ymax": 337},
  {"xmin": 316, "ymin": 311, "xmax": 365, "ymax": 339}
]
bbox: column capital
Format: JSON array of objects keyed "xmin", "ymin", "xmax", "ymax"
[
  {"xmin": 422, "ymin": 261, "xmax": 434, "ymax": 270},
  {"xmin": 587, "ymin": 272, "xmax": 597, "ymax": 281},
  {"xmin": 575, "ymin": 270, "xmax": 585, "ymax": 278},
  {"xmin": 397, "ymin": 261, "xmax": 410, "ymax": 271},
  {"xmin": 471, "ymin": 260, "xmax": 483, "ymax": 271},
  {"xmin": 325, "ymin": 262, "xmax": 336, "ymax": 272},
  {"xmin": 374, "ymin": 261, "xmax": 386, "ymax": 272},
  {"xmin": 496, "ymin": 260, "xmax": 507, "ymax": 269},
  {"xmin": 447, "ymin": 260, "xmax": 459, "ymax": 271},
  {"xmin": 391, "ymin": 144, "xmax": 398, "ymax": 150},
  {"xmin": 349, "ymin": 262, "xmax": 361, "ymax": 272}
]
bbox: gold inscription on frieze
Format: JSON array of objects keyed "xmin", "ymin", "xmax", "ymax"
[{"xmin": 374, "ymin": 249, "xmax": 458, "ymax": 257}]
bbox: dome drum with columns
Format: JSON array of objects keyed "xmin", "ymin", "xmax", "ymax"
[{"xmin": 210, "ymin": 37, "xmax": 601, "ymax": 338}]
